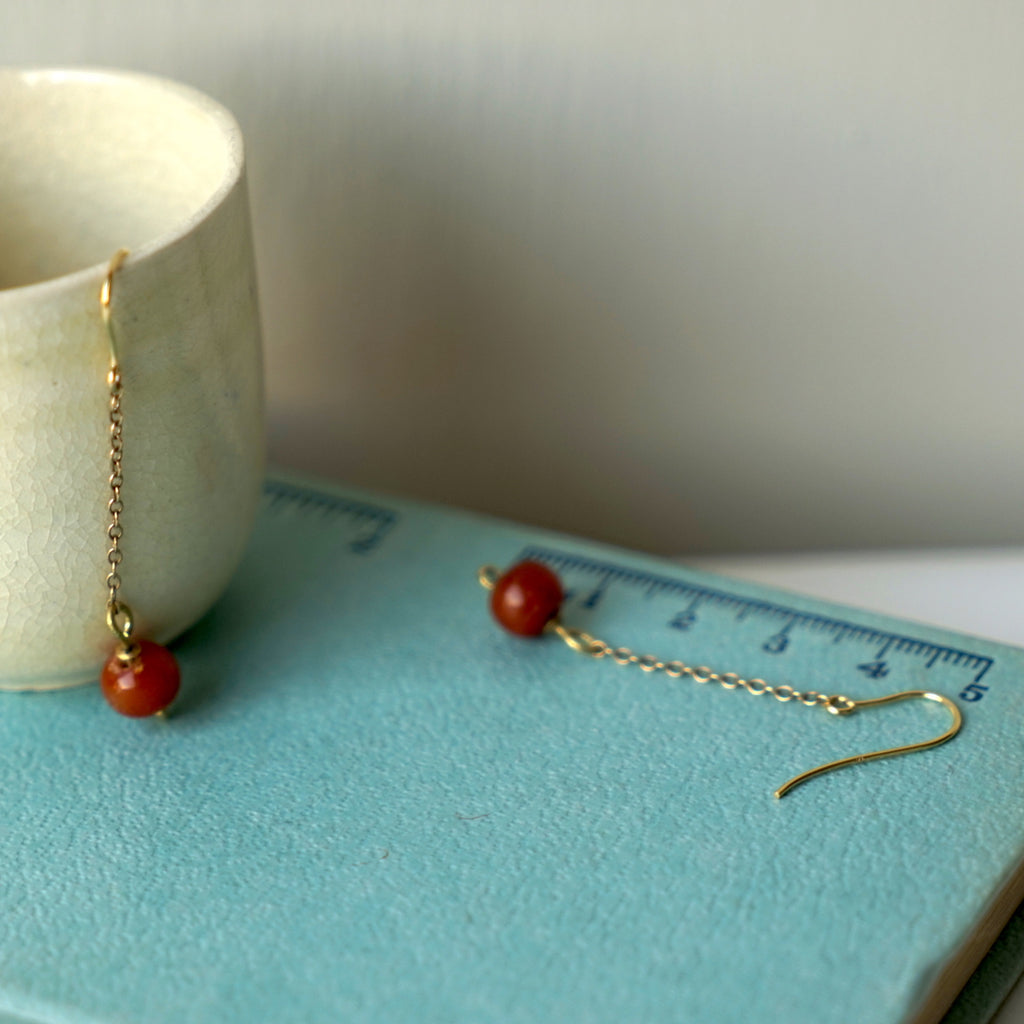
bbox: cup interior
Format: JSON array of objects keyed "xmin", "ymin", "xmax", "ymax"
[{"xmin": 0, "ymin": 69, "xmax": 240, "ymax": 291}]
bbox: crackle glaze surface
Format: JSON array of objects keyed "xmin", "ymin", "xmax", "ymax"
[{"xmin": 0, "ymin": 69, "xmax": 264, "ymax": 689}]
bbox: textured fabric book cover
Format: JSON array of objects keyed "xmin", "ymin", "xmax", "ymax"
[{"xmin": 1, "ymin": 472, "xmax": 1023, "ymax": 1024}]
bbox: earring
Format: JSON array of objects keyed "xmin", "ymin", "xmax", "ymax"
[
  {"xmin": 97, "ymin": 250, "xmax": 181, "ymax": 718},
  {"xmin": 479, "ymin": 560, "xmax": 962, "ymax": 798}
]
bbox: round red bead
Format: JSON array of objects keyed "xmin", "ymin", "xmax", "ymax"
[
  {"xmin": 490, "ymin": 560, "xmax": 564, "ymax": 636},
  {"xmin": 100, "ymin": 640, "xmax": 181, "ymax": 718}
]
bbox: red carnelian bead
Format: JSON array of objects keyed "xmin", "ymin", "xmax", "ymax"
[
  {"xmin": 100, "ymin": 640, "xmax": 181, "ymax": 718},
  {"xmin": 490, "ymin": 560, "xmax": 564, "ymax": 636}
]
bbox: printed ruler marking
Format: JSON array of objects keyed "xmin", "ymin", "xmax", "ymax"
[
  {"xmin": 520, "ymin": 546, "xmax": 994, "ymax": 702},
  {"xmin": 263, "ymin": 479, "xmax": 398, "ymax": 554}
]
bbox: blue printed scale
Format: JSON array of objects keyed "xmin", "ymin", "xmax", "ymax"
[{"xmin": 519, "ymin": 546, "xmax": 993, "ymax": 701}]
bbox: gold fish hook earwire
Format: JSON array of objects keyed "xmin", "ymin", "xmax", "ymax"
[
  {"xmin": 100, "ymin": 247, "xmax": 129, "ymax": 364},
  {"xmin": 478, "ymin": 561, "xmax": 963, "ymax": 799},
  {"xmin": 772, "ymin": 689, "xmax": 962, "ymax": 798}
]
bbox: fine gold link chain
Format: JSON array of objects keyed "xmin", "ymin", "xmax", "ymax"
[
  {"xmin": 548, "ymin": 622, "xmax": 856, "ymax": 716},
  {"xmin": 106, "ymin": 366, "xmax": 125, "ymax": 612},
  {"xmin": 100, "ymin": 249, "xmax": 137, "ymax": 656}
]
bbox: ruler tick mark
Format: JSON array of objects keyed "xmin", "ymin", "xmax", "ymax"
[{"xmin": 263, "ymin": 479, "xmax": 398, "ymax": 554}]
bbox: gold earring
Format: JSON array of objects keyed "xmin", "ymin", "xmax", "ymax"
[
  {"xmin": 98, "ymin": 249, "xmax": 180, "ymax": 717},
  {"xmin": 479, "ymin": 560, "xmax": 961, "ymax": 798}
]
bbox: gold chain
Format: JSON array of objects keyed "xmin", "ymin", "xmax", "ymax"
[
  {"xmin": 105, "ymin": 367, "xmax": 127, "ymax": 612},
  {"xmin": 476, "ymin": 564, "xmax": 855, "ymax": 717},
  {"xmin": 101, "ymin": 250, "xmax": 137, "ymax": 658},
  {"xmin": 548, "ymin": 622, "xmax": 857, "ymax": 715}
]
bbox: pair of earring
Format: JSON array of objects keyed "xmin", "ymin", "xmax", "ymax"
[{"xmin": 93, "ymin": 250, "xmax": 962, "ymax": 785}]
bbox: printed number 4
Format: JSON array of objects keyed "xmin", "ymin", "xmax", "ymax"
[{"xmin": 960, "ymin": 682, "xmax": 989, "ymax": 702}]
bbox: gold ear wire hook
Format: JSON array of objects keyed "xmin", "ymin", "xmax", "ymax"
[
  {"xmin": 773, "ymin": 690, "xmax": 962, "ymax": 799},
  {"xmin": 100, "ymin": 248, "xmax": 130, "ymax": 367}
]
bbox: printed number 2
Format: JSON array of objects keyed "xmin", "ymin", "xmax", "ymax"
[
  {"xmin": 670, "ymin": 611, "xmax": 697, "ymax": 631},
  {"xmin": 959, "ymin": 682, "xmax": 989, "ymax": 702}
]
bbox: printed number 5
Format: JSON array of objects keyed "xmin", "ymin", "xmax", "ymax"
[{"xmin": 959, "ymin": 682, "xmax": 989, "ymax": 702}]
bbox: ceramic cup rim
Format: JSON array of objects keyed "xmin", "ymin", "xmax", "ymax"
[{"xmin": 0, "ymin": 66, "xmax": 245, "ymax": 303}]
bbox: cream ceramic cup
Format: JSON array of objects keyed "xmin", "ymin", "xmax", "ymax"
[{"xmin": 0, "ymin": 68, "xmax": 264, "ymax": 690}]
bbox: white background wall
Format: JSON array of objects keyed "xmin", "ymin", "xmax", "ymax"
[{"xmin": 3, "ymin": 1, "xmax": 1023, "ymax": 554}]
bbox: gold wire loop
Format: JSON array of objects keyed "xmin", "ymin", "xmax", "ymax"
[
  {"xmin": 825, "ymin": 694, "xmax": 856, "ymax": 716},
  {"xmin": 477, "ymin": 565, "xmax": 499, "ymax": 592},
  {"xmin": 823, "ymin": 696, "xmax": 856, "ymax": 712},
  {"xmin": 773, "ymin": 690, "xmax": 962, "ymax": 799},
  {"xmin": 106, "ymin": 600, "xmax": 135, "ymax": 644},
  {"xmin": 552, "ymin": 622, "xmax": 606, "ymax": 658}
]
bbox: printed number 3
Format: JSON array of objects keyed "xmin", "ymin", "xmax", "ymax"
[{"xmin": 670, "ymin": 611, "xmax": 697, "ymax": 631}]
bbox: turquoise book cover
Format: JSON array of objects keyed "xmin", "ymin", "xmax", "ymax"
[{"xmin": 1, "ymin": 473, "xmax": 1023, "ymax": 1024}]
